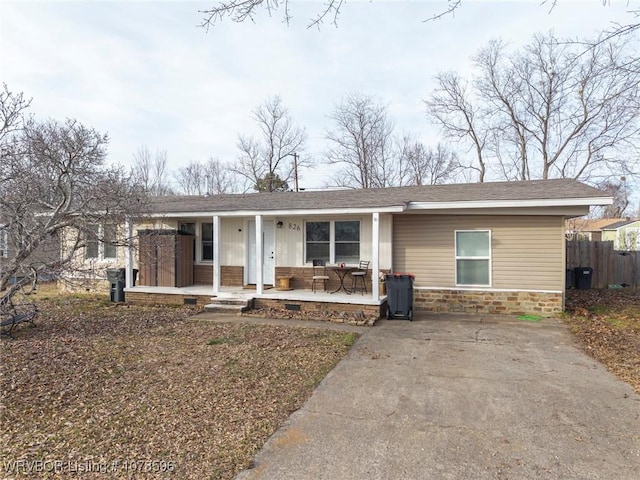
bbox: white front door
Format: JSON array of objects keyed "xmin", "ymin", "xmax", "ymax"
[{"xmin": 247, "ymin": 220, "xmax": 275, "ymax": 285}]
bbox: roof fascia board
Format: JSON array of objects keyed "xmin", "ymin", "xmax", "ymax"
[
  {"xmin": 153, "ymin": 206, "xmax": 406, "ymax": 218},
  {"xmin": 403, "ymin": 205, "xmax": 590, "ymax": 216},
  {"xmin": 406, "ymin": 196, "xmax": 612, "ymax": 210}
]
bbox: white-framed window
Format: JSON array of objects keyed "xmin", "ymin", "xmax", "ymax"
[
  {"xmin": 85, "ymin": 224, "xmax": 117, "ymax": 261},
  {"xmin": 305, "ymin": 220, "xmax": 360, "ymax": 264},
  {"xmin": 201, "ymin": 222, "xmax": 214, "ymax": 261},
  {"xmin": 455, "ymin": 230, "xmax": 491, "ymax": 287},
  {"xmin": 0, "ymin": 225, "xmax": 8, "ymax": 258}
]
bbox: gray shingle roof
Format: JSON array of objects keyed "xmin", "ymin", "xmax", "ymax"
[
  {"xmin": 602, "ymin": 219, "xmax": 639, "ymax": 230},
  {"xmin": 144, "ymin": 178, "xmax": 608, "ymax": 214}
]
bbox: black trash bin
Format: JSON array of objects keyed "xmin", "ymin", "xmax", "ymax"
[
  {"xmin": 574, "ymin": 267, "xmax": 593, "ymax": 290},
  {"xmin": 106, "ymin": 268, "xmax": 126, "ymax": 302},
  {"xmin": 385, "ymin": 273, "xmax": 415, "ymax": 321}
]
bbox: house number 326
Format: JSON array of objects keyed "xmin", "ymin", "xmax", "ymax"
[{"xmin": 288, "ymin": 223, "xmax": 300, "ymax": 231}]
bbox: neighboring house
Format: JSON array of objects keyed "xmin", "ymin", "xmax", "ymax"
[
  {"xmin": 602, "ymin": 219, "xmax": 640, "ymax": 251},
  {"xmin": 565, "ymin": 217, "xmax": 630, "ymax": 241},
  {"xmin": 67, "ymin": 178, "xmax": 611, "ymax": 316},
  {"xmin": 0, "ymin": 222, "xmax": 61, "ymax": 287}
]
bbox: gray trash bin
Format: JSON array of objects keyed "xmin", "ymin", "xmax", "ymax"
[
  {"xmin": 385, "ymin": 273, "xmax": 415, "ymax": 321},
  {"xmin": 106, "ymin": 268, "xmax": 126, "ymax": 302}
]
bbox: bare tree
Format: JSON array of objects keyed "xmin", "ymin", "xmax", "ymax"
[
  {"xmin": 175, "ymin": 157, "xmax": 238, "ymax": 195},
  {"xmin": 425, "ymin": 73, "xmax": 488, "ymax": 182},
  {"xmin": 398, "ymin": 136, "xmax": 460, "ymax": 186},
  {"xmin": 0, "ymin": 93, "xmax": 144, "ymax": 302},
  {"xmin": 427, "ymin": 32, "xmax": 640, "ymax": 183},
  {"xmin": 200, "ymin": 0, "xmax": 347, "ymax": 29},
  {"xmin": 233, "ymin": 95, "xmax": 307, "ymax": 192},
  {"xmin": 595, "ymin": 178, "xmax": 630, "ymax": 218},
  {"xmin": 0, "ymin": 83, "xmax": 31, "ymax": 146},
  {"xmin": 200, "ymin": 1, "xmax": 638, "ymax": 39},
  {"xmin": 325, "ymin": 93, "xmax": 398, "ymax": 189},
  {"xmin": 131, "ymin": 145, "xmax": 174, "ymax": 196}
]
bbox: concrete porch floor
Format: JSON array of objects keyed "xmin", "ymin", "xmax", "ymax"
[{"xmin": 124, "ymin": 285, "xmax": 386, "ymax": 306}]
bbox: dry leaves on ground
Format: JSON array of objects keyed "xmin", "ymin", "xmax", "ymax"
[
  {"xmin": 564, "ymin": 288, "xmax": 640, "ymax": 394},
  {"xmin": 0, "ymin": 294, "xmax": 358, "ymax": 479}
]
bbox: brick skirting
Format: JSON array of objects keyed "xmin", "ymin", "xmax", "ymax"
[
  {"xmin": 221, "ymin": 265, "xmax": 243, "ymax": 286},
  {"xmin": 125, "ymin": 291, "xmax": 211, "ymax": 307},
  {"xmin": 413, "ymin": 289, "xmax": 563, "ymax": 315},
  {"xmin": 194, "ymin": 264, "xmax": 213, "ymax": 285},
  {"xmin": 253, "ymin": 298, "xmax": 383, "ymax": 325}
]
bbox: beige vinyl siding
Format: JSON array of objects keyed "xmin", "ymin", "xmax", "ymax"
[
  {"xmin": 379, "ymin": 214, "xmax": 392, "ymax": 271},
  {"xmin": 393, "ymin": 215, "xmax": 564, "ymax": 291},
  {"xmin": 219, "ymin": 218, "xmax": 244, "ymax": 266},
  {"xmin": 276, "ymin": 217, "xmax": 305, "ymax": 266}
]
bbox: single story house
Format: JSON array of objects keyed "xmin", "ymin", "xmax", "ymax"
[
  {"xmin": 73, "ymin": 178, "xmax": 611, "ymax": 317},
  {"xmin": 602, "ymin": 219, "xmax": 640, "ymax": 251},
  {"xmin": 565, "ymin": 217, "xmax": 630, "ymax": 241}
]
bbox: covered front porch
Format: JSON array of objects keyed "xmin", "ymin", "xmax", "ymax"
[{"xmin": 121, "ymin": 209, "xmax": 394, "ymax": 311}]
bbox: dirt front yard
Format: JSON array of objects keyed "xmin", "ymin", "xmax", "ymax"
[
  {"xmin": 564, "ymin": 288, "xmax": 640, "ymax": 394},
  {"xmin": 0, "ymin": 294, "xmax": 358, "ymax": 479}
]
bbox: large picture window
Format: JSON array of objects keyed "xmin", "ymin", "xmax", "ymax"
[
  {"xmin": 201, "ymin": 223, "xmax": 214, "ymax": 261},
  {"xmin": 305, "ymin": 220, "xmax": 360, "ymax": 264},
  {"xmin": 455, "ymin": 230, "xmax": 491, "ymax": 286},
  {"xmin": 85, "ymin": 224, "xmax": 116, "ymax": 260}
]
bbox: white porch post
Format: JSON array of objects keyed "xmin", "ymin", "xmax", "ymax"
[
  {"xmin": 213, "ymin": 215, "xmax": 220, "ymax": 294},
  {"xmin": 255, "ymin": 215, "xmax": 264, "ymax": 295},
  {"xmin": 124, "ymin": 217, "xmax": 134, "ymax": 289},
  {"xmin": 372, "ymin": 212, "xmax": 380, "ymax": 300}
]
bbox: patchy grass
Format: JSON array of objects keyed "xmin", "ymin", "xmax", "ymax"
[
  {"xmin": 0, "ymin": 294, "xmax": 358, "ymax": 479},
  {"xmin": 517, "ymin": 314, "xmax": 542, "ymax": 322},
  {"xmin": 564, "ymin": 288, "xmax": 640, "ymax": 394}
]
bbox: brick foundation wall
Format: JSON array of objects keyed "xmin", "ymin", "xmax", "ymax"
[
  {"xmin": 194, "ymin": 264, "xmax": 213, "ymax": 285},
  {"xmin": 413, "ymin": 289, "xmax": 563, "ymax": 316},
  {"xmin": 253, "ymin": 298, "xmax": 384, "ymax": 323},
  {"xmin": 125, "ymin": 291, "xmax": 211, "ymax": 307},
  {"xmin": 221, "ymin": 266, "xmax": 243, "ymax": 286}
]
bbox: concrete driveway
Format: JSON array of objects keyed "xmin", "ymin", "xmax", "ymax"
[{"xmin": 237, "ymin": 313, "xmax": 640, "ymax": 480}]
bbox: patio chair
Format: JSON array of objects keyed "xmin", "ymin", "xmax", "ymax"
[
  {"xmin": 350, "ymin": 260, "xmax": 370, "ymax": 295},
  {"xmin": 312, "ymin": 259, "xmax": 330, "ymax": 293}
]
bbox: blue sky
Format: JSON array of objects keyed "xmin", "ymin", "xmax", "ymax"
[{"xmin": 0, "ymin": 0, "xmax": 635, "ymax": 191}]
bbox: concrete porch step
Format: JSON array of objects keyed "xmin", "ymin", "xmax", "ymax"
[
  {"xmin": 204, "ymin": 297, "xmax": 252, "ymax": 314},
  {"xmin": 211, "ymin": 298, "xmax": 250, "ymax": 306}
]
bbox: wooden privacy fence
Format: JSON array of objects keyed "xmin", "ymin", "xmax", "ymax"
[{"xmin": 566, "ymin": 240, "xmax": 640, "ymax": 289}]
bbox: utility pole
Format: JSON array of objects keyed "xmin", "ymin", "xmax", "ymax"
[{"xmin": 293, "ymin": 152, "xmax": 299, "ymax": 192}]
